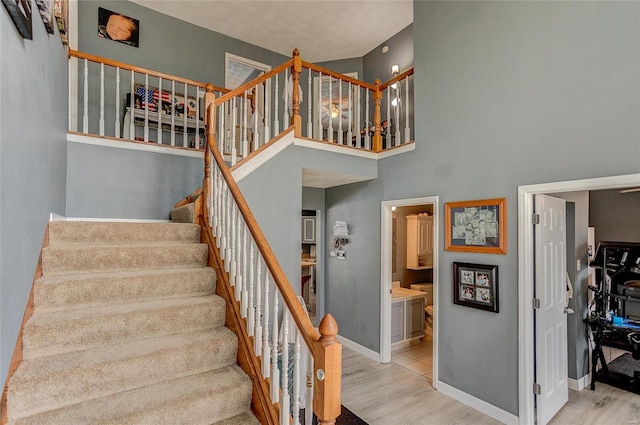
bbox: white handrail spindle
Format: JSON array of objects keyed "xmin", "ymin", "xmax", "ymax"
[
  {"xmin": 243, "ymin": 90, "xmax": 248, "ymax": 157},
  {"xmin": 292, "ymin": 330, "xmax": 301, "ymax": 425},
  {"xmin": 262, "ymin": 273, "xmax": 271, "ymax": 378},
  {"xmin": 230, "ymin": 207, "xmax": 238, "ymax": 292},
  {"xmin": 274, "ymin": 72, "xmax": 279, "ymax": 135},
  {"xmin": 281, "ymin": 311, "xmax": 290, "ymax": 425},
  {"xmin": 405, "ymin": 76, "xmax": 410, "ymax": 143},
  {"xmin": 183, "ymin": 82, "xmax": 188, "ymax": 148},
  {"xmin": 328, "ymin": 75, "xmax": 333, "ymax": 143},
  {"xmin": 347, "ymin": 82, "xmax": 352, "ymax": 146},
  {"xmin": 264, "ymin": 81, "xmax": 270, "ymax": 142},
  {"xmin": 307, "ymin": 70, "xmax": 312, "ymax": 138},
  {"xmin": 316, "ymin": 72, "xmax": 322, "ymax": 140},
  {"xmin": 365, "ymin": 89, "xmax": 370, "ymax": 150},
  {"xmin": 114, "ymin": 67, "xmax": 120, "ymax": 138},
  {"xmin": 170, "ymin": 80, "xmax": 176, "ymax": 146},
  {"xmin": 386, "ymin": 86, "xmax": 391, "ymax": 147},
  {"xmin": 254, "ymin": 256, "xmax": 263, "ymax": 354},
  {"xmin": 129, "ymin": 71, "xmax": 135, "ymax": 139},
  {"xmin": 82, "ymin": 59, "xmax": 88, "ymax": 133},
  {"xmin": 144, "ymin": 75, "xmax": 150, "ymax": 142},
  {"xmin": 337, "ymin": 77, "xmax": 342, "ymax": 144},
  {"xmin": 356, "ymin": 86, "xmax": 361, "ymax": 148},
  {"xmin": 157, "ymin": 78, "xmax": 163, "ymax": 145},
  {"xmin": 271, "ymin": 294, "xmax": 280, "ymax": 403},
  {"xmin": 247, "ymin": 232, "xmax": 254, "ymax": 328},
  {"xmin": 99, "ymin": 63, "xmax": 105, "ymax": 136}
]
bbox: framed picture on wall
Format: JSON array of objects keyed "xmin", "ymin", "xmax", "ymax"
[
  {"xmin": 97, "ymin": 7, "xmax": 139, "ymax": 47},
  {"xmin": 445, "ymin": 197, "xmax": 507, "ymax": 254},
  {"xmin": 453, "ymin": 262, "xmax": 499, "ymax": 313},
  {"xmin": 54, "ymin": 0, "xmax": 68, "ymax": 45},
  {"xmin": 35, "ymin": 0, "xmax": 54, "ymax": 34},
  {"xmin": 2, "ymin": 0, "xmax": 33, "ymax": 39}
]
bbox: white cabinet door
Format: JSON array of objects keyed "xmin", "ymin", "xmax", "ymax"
[
  {"xmin": 391, "ymin": 301, "xmax": 405, "ymax": 344},
  {"xmin": 301, "ymin": 217, "xmax": 316, "ymax": 243},
  {"xmin": 406, "ymin": 297, "xmax": 425, "ymax": 339},
  {"xmin": 407, "ymin": 214, "xmax": 433, "ymax": 269}
]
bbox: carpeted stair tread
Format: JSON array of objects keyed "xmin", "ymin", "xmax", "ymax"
[
  {"xmin": 170, "ymin": 202, "xmax": 196, "ymax": 223},
  {"xmin": 10, "ymin": 366, "xmax": 253, "ymax": 425},
  {"xmin": 8, "ymin": 328, "xmax": 238, "ymax": 419},
  {"xmin": 22, "ymin": 295, "xmax": 226, "ymax": 359},
  {"xmin": 48, "ymin": 221, "xmax": 201, "ymax": 245},
  {"xmin": 35, "ymin": 267, "xmax": 216, "ymax": 310},
  {"xmin": 212, "ymin": 411, "xmax": 261, "ymax": 425},
  {"xmin": 42, "ymin": 243, "xmax": 209, "ymax": 275}
]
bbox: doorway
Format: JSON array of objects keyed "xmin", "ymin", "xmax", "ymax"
[
  {"xmin": 517, "ymin": 173, "xmax": 640, "ymax": 425},
  {"xmin": 381, "ymin": 196, "xmax": 439, "ymax": 387}
]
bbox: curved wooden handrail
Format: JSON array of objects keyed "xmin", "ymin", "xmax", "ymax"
[
  {"xmin": 302, "ymin": 60, "xmax": 377, "ymax": 91},
  {"xmin": 69, "ymin": 49, "xmax": 228, "ymax": 93},
  {"xmin": 215, "ymin": 59, "xmax": 294, "ymax": 105},
  {"xmin": 204, "ymin": 97, "xmax": 320, "ymax": 353},
  {"xmin": 379, "ymin": 68, "xmax": 414, "ymax": 91}
]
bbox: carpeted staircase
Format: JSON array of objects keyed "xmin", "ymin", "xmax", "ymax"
[{"xmin": 5, "ymin": 221, "xmax": 260, "ymax": 425}]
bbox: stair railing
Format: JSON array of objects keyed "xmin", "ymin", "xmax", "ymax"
[
  {"xmin": 201, "ymin": 86, "xmax": 342, "ymax": 425},
  {"xmin": 68, "ymin": 50, "xmax": 227, "ymax": 149}
]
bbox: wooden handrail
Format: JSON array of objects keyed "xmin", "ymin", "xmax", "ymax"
[
  {"xmin": 379, "ymin": 68, "xmax": 414, "ymax": 91},
  {"xmin": 205, "ymin": 89, "xmax": 319, "ymax": 352},
  {"xmin": 69, "ymin": 49, "xmax": 228, "ymax": 93},
  {"xmin": 215, "ymin": 59, "xmax": 294, "ymax": 106},
  {"xmin": 302, "ymin": 60, "xmax": 377, "ymax": 91}
]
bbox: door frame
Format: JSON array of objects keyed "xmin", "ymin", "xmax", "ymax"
[
  {"xmin": 517, "ymin": 173, "xmax": 640, "ymax": 425},
  {"xmin": 380, "ymin": 196, "xmax": 439, "ymax": 387}
]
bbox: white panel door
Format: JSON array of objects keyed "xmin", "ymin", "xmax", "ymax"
[{"xmin": 534, "ymin": 194, "xmax": 568, "ymax": 425}]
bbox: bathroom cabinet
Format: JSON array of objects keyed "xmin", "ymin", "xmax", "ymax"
[
  {"xmin": 391, "ymin": 292, "xmax": 425, "ymax": 346},
  {"xmin": 406, "ymin": 214, "xmax": 433, "ymax": 270}
]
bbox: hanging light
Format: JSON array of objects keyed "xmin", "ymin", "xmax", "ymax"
[
  {"xmin": 331, "ymin": 104, "xmax": 340, "ymax": 119},
  {"xmin": 391, "ymin": 64, "xmax": 399, "ymax": 90}
]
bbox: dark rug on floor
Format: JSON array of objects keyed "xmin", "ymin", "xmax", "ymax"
[
  {"xmin": 608, "ymin": 352, "xmax": 640, "ymax": 377},
  {"xmin": 311, "ymin": 405, "xmax": 369, "ymax": 425}
]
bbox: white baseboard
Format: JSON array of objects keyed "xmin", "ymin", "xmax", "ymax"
[
  {"xmin": 436, "ymin": 380, "xmax": 519, "ymax": 425},
  {"xmin": 337, "ymin": 335, "xmax": 381, "ymax": 362},
  {"xmin": 568, "ymin": 374, "xmax": 590, "ymax": 391}
]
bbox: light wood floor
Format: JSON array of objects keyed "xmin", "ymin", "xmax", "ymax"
[{"xmin": 341, "ymin": 346, "xmax": 640, "ymax": 425}]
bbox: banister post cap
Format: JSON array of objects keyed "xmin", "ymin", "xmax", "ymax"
[
  {"xmin": 205, "ymin": 83, "xmax": 215, "ymax": 93},
  {"xmin": 318, "ymin": 314, "xmax": 338, "ymax": 341},
  {"xmin": 293, "ymin": 48, "xmax": 300, "ymax": 57}
]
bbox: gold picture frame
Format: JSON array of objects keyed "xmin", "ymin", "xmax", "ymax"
[{"xmin": 445, "ymin": 197, "xmax": 507, "ymax": 254}]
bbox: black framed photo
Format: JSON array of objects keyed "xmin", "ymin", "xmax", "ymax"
[
  {"xmin": 445, "ymin": 197, "xmax": 507, "ymax": 254},
  {"xmin": 453, "ymin": 262, "xmax": 499, "ymax": 313},
  {"xmin": 2, "ymin": 0, "xmax": 33, "ymax": 39},
  {"xmin": 35, "ymin": 0, "xmax": 54, "ymax": 34}
]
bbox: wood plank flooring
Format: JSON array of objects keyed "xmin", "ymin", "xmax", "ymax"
[{"xmin": 341, "ymin": 346, "xmax": 640, "ymax": 425}]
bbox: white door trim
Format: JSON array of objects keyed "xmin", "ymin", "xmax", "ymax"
[
  {"xmin": 380, "ymin": 196, "xmax": 439, "ymax": 387},
  {"xmin": 517, "ymin": 173, "xmax": 640, "ymax": 425}
]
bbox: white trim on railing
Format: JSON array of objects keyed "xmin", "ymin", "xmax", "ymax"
[{"xmin": 67, "ymin": 133, "xmax": 203, "ymax": 158}]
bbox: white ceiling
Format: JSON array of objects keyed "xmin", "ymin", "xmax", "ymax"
[{"xmin": 130, "ymin": 0, "xmax": 413, "ymax": 62}]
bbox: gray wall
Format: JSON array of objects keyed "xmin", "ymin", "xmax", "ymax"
[
  {"xmin": 66, "ymin": 143, "xmax": 202, "ymax": 219},
  {"xmin": 0, "ymin": 7, "xmax": 68, "ymax": 384},
  {"xmin": 590, "ymin": 189, "xmax": 640, "ymax": 244},
  {"xmin": 302, "ymin": 187, "xmax": 325, "ymax": 211},
  {"xmin": 321, "ymin": 1, "xmax": 639, "ymax": 416},
  {"xmin": 362, "ymin": 24, "xmax": 413, "ymax": 85}
]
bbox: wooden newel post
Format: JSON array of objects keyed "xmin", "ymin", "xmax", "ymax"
[
  {"xmin": 372, "ymin": 79, "xmax": 383, "ymax": 152},
  {"xmin": 202, "ymin": 83, "xmax": 216, "ymax": 220},
  {"xmin": 291, "ymin": 48, "xmax": 303, "ymax": 137},
  {"xmin": 313, "ymin": 314, "xmax": 342, "ymax": 425}
]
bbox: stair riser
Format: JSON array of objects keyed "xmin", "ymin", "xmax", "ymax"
[
  {"xmin": 42, "ymin": 244, "xmax": 209, "ymax": 275},
  {"xmin": 9, "ymin": 332, "xmax": 238, "ymax": 419},
  {"xmin": 11, "ymin": 366, "xmax": 253, "ymax": 425},
  {"xmin": 35, "ymin": 268, "xmax": 216, "ymax": 309},
  {"xmin": 48, "ymin": 222, "xmax": 201, "ymax": 245},
  {"xmin": 22, "ymin": 299, "xmax": 225, "ymax": 359}
]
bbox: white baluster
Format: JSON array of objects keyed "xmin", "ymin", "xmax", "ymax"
[
  {"xmin": 220, "ymin": 184, "xmax": 227, "ymax": 260},
  {"xmin": 337, "ymin": 77, "xmax": 343, "ymax": 144},
  {"xmin": 195, "ymin": 87, "xmax": 200, "ymax": 149},
  {"xmin": 316, "ymin": 72, "xmax": 322, "ymax": 140},
  {"xmin": 225, "ymin": 189, "xmax": 232, "ymax": 272},
  {"xmin": 231, "ymin": 97, "xmax": 238, "ymax": 165},
  {"xmin": 307, "ymin": 70, "xmax": 313, "ymax": 137},
  {"xmin": 283, "ymin": 69, "xmax": 289, "ymax": 130},
  {"xmin": 129, "ymin": 71, "xmax": 135, "ymax": 139},
  {"xmin": 347, "ymin": 81, "xmax": 352, "ymax": 146},
  {"xmin": 229, "ymin": 207, "xmax": 238, "ymax": 289},
  {"xmin": 253, "ymin": 87, "xmax": 259, "ymax": 150},
  {"xmin": 82, "ymin": 59, "xmax": 88, "ymax": 133},
  {"xmin": 218, "ymin": 101, "xmax": 225, "ymax": 153},
  {"xmin": 405, "ymin": 76, "xmax": 410, "ymax": 143},
  {"xmin": 365, "ymin": 89, "xmax": 370, "ymax": 150},
  {"xmin": 264, "ymin": 80, "xmax": 270, "ymax": 142},
  {"xmin": 386, "ymin": 86, "xmax": 391, "ymax": 148},
  {"xmin": 328, "ymin": 75, "xmax": 333, "ymax": 143},
  {"xmin": 271, "ymin": 293, "xmax": 280, "ymax": 403},
  {"xmin": 99, "ymin": 63, "xmax": 105, "ymax": 136},
  {"xmin": 209, "ymin": 159, "xmax": 215, "ymax": 225},
  {"xmin": 281, "ymin": 311, "xmax": 290, "ymax": 425},
  {"xmin": 246, "ymin": 232, "xmax": 254, "ymax": 327},
  {"xmin": 215, "ymin": 170, "xmax": 222, "ymax": 243},
  {"xmin": 170, "ymin": 80, "xmax": 176, "ymax": 146},
  {"xmin": 262, "ymin": 273, "xmax": 271, "ymax": 378},
  {"xmin": 157, "ymin": 78, "xmax": 163, "ymax": 145},
  {"xmin": 183, "ymin": 82, "xmax": 188, "ymax": 148},
  {"xmin": 274, "ymin": 72, "xmax": 279, "ymax": 135},
  {"xmin": 243, "ymin": 90, "xmax": 248, "ymax": 157},
  {"xmin": 115, "ymin": 67, "xmax": 120, "ymax": 138},
  {"xmin": 254, "ymin": 256, "xmax": 263, "ymax": 355},
  {"xmin": 292, "ymin": 330, "xmax": 301, "ymax": 425},
  {"xmin": 395, "ymin": 80, "xmax": 401, "ymax": 145},
  {"xmin": 144, "ymin": 75, "xmax": 150, "ymax": 142}
]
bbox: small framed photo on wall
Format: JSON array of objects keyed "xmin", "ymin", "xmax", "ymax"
[
  {"xmin": 453, "ymin": 262, "xmax": 499, "ymax": 313},
  {"xmin": 97, "ymin": 7, "xmax": 139, "ymax": 47}
]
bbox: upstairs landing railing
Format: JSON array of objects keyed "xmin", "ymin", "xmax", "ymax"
[
  {"xmin": 200, "ymin": 87, "xmax": 342, "ymax": 425},
  {"xmin": 215, "ymin": 49, "xmax": 414, "ymax": 166}
]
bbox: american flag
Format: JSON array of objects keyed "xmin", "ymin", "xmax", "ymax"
[{"xmin": 136, "ymin": 87, "xmax": 171, "ymax": 111}]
